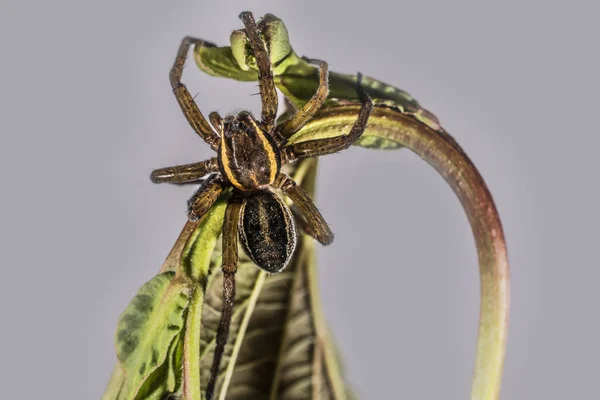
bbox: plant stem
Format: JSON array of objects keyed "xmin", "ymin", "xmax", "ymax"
[
  {"xmin": 300, "ymin": 105, "xmax": 510, "ymax": 400},
  {"xmin": 179, "ymin": 201, "xmax": 228, "ymax": 399},
  {"xmin": 183, "ymin": 286, "xmax": 204, "ymax": 400},
  {"xmin": 101, "ymin": 365, "xmax": 125, "ymax": 400}
]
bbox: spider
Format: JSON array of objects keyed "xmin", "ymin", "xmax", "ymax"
[{"xmin": 150, "ymin": 12, "xmax": 373, "ymax": 399}]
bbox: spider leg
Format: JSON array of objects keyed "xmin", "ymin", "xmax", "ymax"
[
  {"xmin": 170, "ymin": 36, "xmax": 221, "ymax": 150},
  {"xmin": 239, "ymin": 12, "xmax": 278, "ymax": 133},
  {"xmin": 150, "ymin": 157, "xmax": 218, "ymax": 184},
  {"xmin": 278, "ymin": 60, "xmax": 329, "ymax": 138},
  {"xmin": 206, "ymin": 195, "xmax": 243, "ymax": 400},
  {"xmin": 275, "ymin": 174, "xmax": 333, "ymax": 245},
  {"xmin": 289, "ymin": 204, "xmax": 319, "ymax": 240},
  {"xmin": 186, "ymin": 174, "xmax": 224, "ymax": 221},
  {"xmin": 166, "ymin": 178, "xmax": 207, "ymax": 186},
  {"xmin": 282, "ymin": 73, "xmax": 373, "ymax": 162}
]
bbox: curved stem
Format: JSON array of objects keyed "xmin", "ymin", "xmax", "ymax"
[{"xmin": 299, "ymin": 105, "xmax": 510, "ymax": 400}]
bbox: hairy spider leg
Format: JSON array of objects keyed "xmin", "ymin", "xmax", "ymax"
[
  {"xmin": 205, "ymin": 195, "xmax": 243, "ymax": 400},
  {"xmin": 289, "ymin": 204, "xmax": 319, "ymax": 239},
  {"xmin": 186, "ymin": 174, "xmax": 224, "ymax": 222},
  {"xmin": 171, "ymin": 36, "xmax": 221, "ymax": 150},
  {"xmin": 150, "ymin": 157, "xmax": 219, "ymax": 184},
  {"xmin": 282, "ymin": 73, "xmax": 373, "ymax": 161},
  {"xmin": 278, "ymin": 60, "xmax": 330, "ymax": 139},
  {"xmin": 275, "ymin": 173, "xmax": 333, "ymax": 245},
  {"xmin": 240, "ymin": 12, "xmax": 278, "ymax": 133}
]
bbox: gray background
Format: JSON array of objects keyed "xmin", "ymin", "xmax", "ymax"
[{"xmin": 1, "ymin": 0, "xmax": 598, "ymax": 398}]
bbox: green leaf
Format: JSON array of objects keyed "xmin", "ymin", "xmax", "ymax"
[
  {"xmin": 115, "ymin": 272, "xmax": 190, "ymax": 399},
  {"xmin": 194, "ymin": 45, "xmax": 257, "ymax": 81},
  {"xmin": 133, "ymin": 331, "xmax": 183, "ymax": 400},
  {"xmin": 104, "ymin": 200, "xmax": 230, "ymax": 400}
]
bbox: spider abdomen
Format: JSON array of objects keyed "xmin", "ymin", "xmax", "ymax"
[{"xmin": 239, "ymin": 190, "xmax": 297, "ymax": 274}]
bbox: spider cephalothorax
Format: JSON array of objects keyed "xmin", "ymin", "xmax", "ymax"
[
  {"xmin": 217, "ymin": 111, "xmax": 281, "ymax": 191},
  {"xmin": 150, "ymin": 11, "xmax": 373, "ymax": 400}
]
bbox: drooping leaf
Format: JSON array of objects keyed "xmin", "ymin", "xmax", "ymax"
[
  {"xmin": 114, "ymin": 272, "xmax": 190, "ymax": 399},
  {"xmin": 104, "ymin": 199, "xmax": 229, "ymax": 400}
]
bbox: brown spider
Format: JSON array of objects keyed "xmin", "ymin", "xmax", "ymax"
[{"xmin": 150, "ymin": 12, "xmax": 373, "ymax": 399}]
